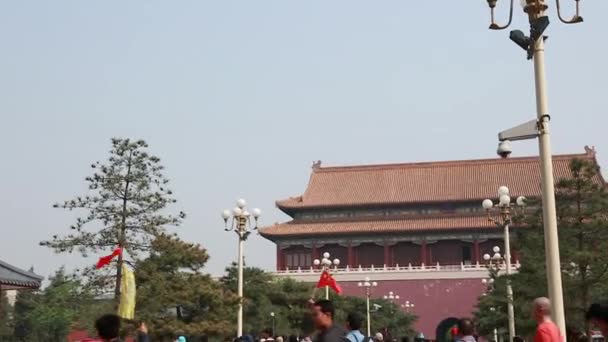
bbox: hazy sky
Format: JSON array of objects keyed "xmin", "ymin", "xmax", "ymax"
[{"xmin": 1, "ymin": 1, "xmax": 607, "ymax": 281}]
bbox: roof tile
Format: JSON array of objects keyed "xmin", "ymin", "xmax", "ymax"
[{"xmin": 277, "ymin": 151, "xmax": 602, "ymax": 209}]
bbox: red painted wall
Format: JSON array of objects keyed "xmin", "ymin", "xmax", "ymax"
[{"xmin": 339, "ymin": 278, "xmax": 486, "ymax": 340}]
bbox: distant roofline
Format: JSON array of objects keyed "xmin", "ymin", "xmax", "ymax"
[
  {"xmin": 275, "ymin": 148, "xmax": 602, "ymax": 214},
  {"xmin": 0, "ymin": 259, "xmax": 44, "ymax": 283},
  {"xmin": 311, "ymin": 151, "xmax": 594, "ymax": 173}
]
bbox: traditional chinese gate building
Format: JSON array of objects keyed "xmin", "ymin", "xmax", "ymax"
[{"xmin": 260, "ymin": 147, "xmax": 603, "ymax": 340}]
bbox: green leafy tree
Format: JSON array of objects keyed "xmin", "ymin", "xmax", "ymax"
[
  {"xmin": 12, "ymin": 268, "xmax": 99, "ymax": 342},
  {"xmin": 136, "ymin": 234, "xmax": 237, "ymax": 339},
  {"xmin": 475, "ymin": 158, "xmax": 608, "ymax": 338},
  {"xmin": 221, "ymin": 264, "xmax": 317, "ymax": 335},
  {"xmin": 221, "ymin": 265, "xmax": 416, "ymax": 338},
  {"xmin": 41, "ymin": 138, "xmax": 185, "ymax": 302},
  {"xmin": 331, "ymin": 295, "xmax": 416, "ymax": 339},
  {"xmin": 0, "ymin": 291, "xmax": 13, "ymax": 340}
]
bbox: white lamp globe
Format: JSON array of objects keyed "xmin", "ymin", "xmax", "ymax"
[
  {"xmin": 323, "ymin": 252, "xmax": 330, "ymax": 259},
  {"xmin": 493, "ymin": 246, "xmax": 501, "ymax": 253},
  {"xmin": 313, "ymin": 259, "xmax": 321, "ymax": 266},
  {"xmin": 493, "ymin": 252, "xmax": 502, "ymax": 260},
  {"xmin": 322, "ymin": 258, "xmax": 330, "ymax": 266},
  {"xmin": 482, "ymin": 278, "xmax": 488, "ymax": 284},
  {"xmin": 333, "ymin": 258, "xmax": 340, "ymax": 266},
  {"xmin": 252, "ymin": 208, "xmax": 262, "ymax": 218},
  {"xmin": 242, "ymin": 210, "xmax": 250, "ymax": 217},
  {"xmin": 236, "ymin": 198, "xmax": 247, "ymax": 209},
  {"xmin": 358, "ymin": 282, "xmax": 363, "ymax": 287},
  {"xmin": 482, "ymin": 199, "xmax": 494, "ymax": 210},
  {"xmin": 395, "ymin": 295, "xmax": 400, "ymax": 299},
  {"xmin": 233, "ymin": 207, "xmax": 243, "ymax": 216},
  {"xmin": 365, "ymin": 277, "xmax": 370, "ymax": 282},
  {"xmin": 498, "ymin": 186, "xmax": 510, "ymax": 196},
  {"xmin": 221, "ymin": 209, "xmax": 231, "ymax": 220},
  {"xmin": 483, "ymin": 253, "xmax": 491, "ymax": 261},
  {"xmin": 384, "ymin": 295, "xmax": 388, "ymax": 299},
  {"xmin": 516, "ymin": 196, "xmax": 526, "ymax": 206},
  {"xmin": 372, "ymin": 281, "xmax": 378, "ymax": 287},
  {"xmin": 499, "ymin": 194, "xmax": 511, "ymax": 206}
]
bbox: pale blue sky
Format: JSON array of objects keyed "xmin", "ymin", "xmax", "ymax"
[{"xmin": 1, "ymin": 1, "xmax": 607, "ymax": 279}]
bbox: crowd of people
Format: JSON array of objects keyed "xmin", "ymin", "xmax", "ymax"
[{"xmin": 82, "ymin": 297, "xmax": 608, "ymax": 342}]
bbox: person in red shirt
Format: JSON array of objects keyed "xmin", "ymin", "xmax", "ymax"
[{"xmin": 533, "ymin": 297, "xmax": 562, "ymax": 342}]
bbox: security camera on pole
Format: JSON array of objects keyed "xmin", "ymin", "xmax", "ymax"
[
  {"xmin": 483, "ymin": 0, "xmax": 585, "ymax": 336},
  {"xmin": 222, "ymin": 199, "xmax": 262, "ymax": 338}
]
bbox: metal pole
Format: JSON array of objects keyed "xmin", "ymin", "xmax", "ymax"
[
  {"xmin": 366, "ymin": 292, "xmax": 371, "ymax": 337},
  {"xmin": 325, "ymin": 285, "xmax": 329, "ymax": 300},
  {"xmin": 237, "ymin": 218, "xmax": 245, "ymax": 337},
  {"xmin": 504, "ymin": 222, "xmax": 515, "ymax": 341},
  {"xmin": 533, "ymin": 32, "xmax": 566, "ymax": 338}
]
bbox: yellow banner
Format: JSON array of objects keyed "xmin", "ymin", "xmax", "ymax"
[{"xmin": 118, "ymin": 264, "xmax": 136, "ymax": 320}]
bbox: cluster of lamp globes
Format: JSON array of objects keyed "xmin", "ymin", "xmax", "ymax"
[
  {"xmin": 314, "ymin": 252, "xmax": 340, "ymax": 268},
  {"xmin": 481, "ymin": 186, "xmax": 526, "ymax": 211},
  {"xmin": 483, "ymin": 246, "xmax": 504, "ymax": 263},
  {"xmin": 384, "ymin": 291, "xmax": 400, "ymax": 301},
  {"xmin": 221, "ymin": 199, "xmax": 262, "ymax": 221},
  {"xmin": 402, "ymin": 301, "xmax": 415, "ymax": 309},
  {"xmin": 358, "ymin": 277, "xmax": 377, "ymax": 288}
]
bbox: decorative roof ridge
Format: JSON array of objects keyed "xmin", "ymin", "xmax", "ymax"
[
  {"xmin": 312, "ymin": 151, "xmax": 594, "ymax": 174},
  {"xmin": 0, "ymin": 259, "xmax": 44, "ymax": 281},
  {"xmin": 276, "ymin": 212, "xmax": 489, "ymax": 226}
]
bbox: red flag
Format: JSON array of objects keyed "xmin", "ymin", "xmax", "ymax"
[
  {"xmin": 316, "ymin": 270, "xmax": 342, "ymax": 294},
  {"xmin": 96, "ymin": 247, "xmax": 122, "ymax": 269}
]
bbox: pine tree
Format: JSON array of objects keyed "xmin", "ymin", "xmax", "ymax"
[
  {"xmin": 474, "ymin": 158, "xmax": 608, "ymax": 337},
  {"xmin": 136, "ymin": 234, "xmax": 237, "ymax": 339},
  {"xmin": 41, "ymin": 138, "xmax": 185, "ymax": 302},
  {"xmin": 0, "ymin": 291, "xmax": 13, "ymax": 340}
]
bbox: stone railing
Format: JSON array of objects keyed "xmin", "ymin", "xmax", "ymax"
[
  {"xmin": 271, "ymin": 261, "xmax": 521, "ymax": 282},
  {"xmin": 275, "ymin": 261, "xmax": 521, "ymax": 275}
]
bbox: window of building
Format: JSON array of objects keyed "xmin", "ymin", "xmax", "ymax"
[
  {"xmin": 462, "ymin": 246, "xmax": 472, "ymax": 265},
  {"xmin": 285, "ymin": 252, "xmax": 312, "ymax": 269}
]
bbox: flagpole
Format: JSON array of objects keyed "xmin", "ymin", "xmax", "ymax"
[{"xmin": 314, "ymin": 252, "xmax": 340, "ymax": 301}]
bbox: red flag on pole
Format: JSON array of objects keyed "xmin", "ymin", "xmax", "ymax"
[
  {"xmin": 96, "ymin": 247, "xmax": 122, "ymax": 269},
  {"xmin": 316, "ymin": 270, "xmax": 342, "ymax": 295}
]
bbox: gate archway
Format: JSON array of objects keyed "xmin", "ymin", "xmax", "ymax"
[{"xmin": 435, "ymin": 317, "xmax": 459, "ymax": 342}]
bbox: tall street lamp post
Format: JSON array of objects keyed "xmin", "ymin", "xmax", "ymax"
[
  {"xmin": 222, "ymin": 199, "xmax": 262, "ymax": 337},
  {"xmin": 483, "ymin": 246, "xmax": 513, "ymax": 341},
  {"xmin": 483, "ymin": 1, "xmax": 584, "ymax": 336},
  {"xmin": 482, "ymin": 186, "xmax": 525, "ymax": 342},
  {"xmin": 358, "ymin": 277, "xmax": 377, "ymax": 337},
  {"xmin": 270, "ymin": 311, "xmax": 276, "ymax": 336},
  {"xmin": 383, "ymin": 291, "xmax": 400, "ymax": 339},
  {"xmin": 313, "ymin": 252, "xmax": 340, "ymax": 300}
]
